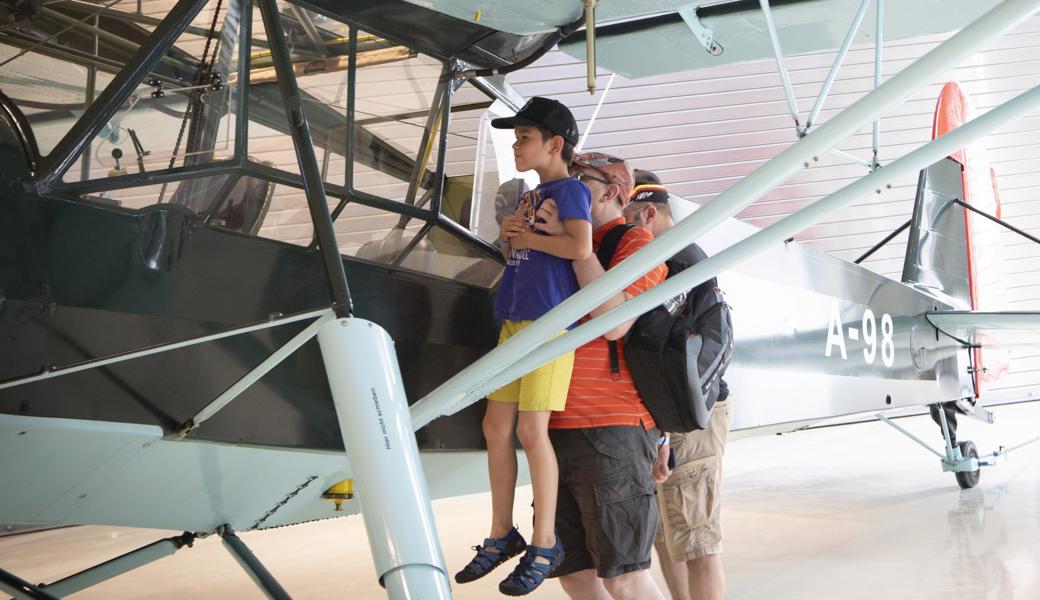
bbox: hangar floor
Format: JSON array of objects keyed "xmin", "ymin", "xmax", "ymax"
[{"xmin": 2, "ymin": 401, "xmax": 1038, "ymax": 599}]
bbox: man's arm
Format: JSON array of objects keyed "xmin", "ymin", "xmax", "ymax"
[
  {"xmin": 572, "ymin": 255, "xmax": 637, "ymax": 341},
  {"xmin": 510, "ymin": 219, "xmax": 592, "ymax": 260},
  {"xmin": 575, "ymin": 228, "xmax": 668, "ymax": 341}
]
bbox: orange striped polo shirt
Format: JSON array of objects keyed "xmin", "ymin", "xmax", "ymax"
[{"xmin": 549, "ymin": 218, "xmax": 668, "ymax": 430}]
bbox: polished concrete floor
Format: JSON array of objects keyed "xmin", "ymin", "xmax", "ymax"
[{"xmin": 2, "ymin": 402, "xmax": 1038, "ymax": 599}]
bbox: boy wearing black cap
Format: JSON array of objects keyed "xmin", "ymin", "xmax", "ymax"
[{"xmin": 454, "ymin": 97, "xmax": 592, "ymax": 596}]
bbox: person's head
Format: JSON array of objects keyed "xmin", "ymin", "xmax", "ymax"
[
  {"xmin": 571, "ymin": 152, "xmax": 633, "ymax": 227},
  {"xmin": 491, "ymin": 97, "xmax": 578, "ymax": 177},
  {"xmin": 624, "ymin": 169, "xmax": 673, "ymax": 236},
  {"xmin": 494, "ymin": 178, "xmax": 530, "ymax": 225}
]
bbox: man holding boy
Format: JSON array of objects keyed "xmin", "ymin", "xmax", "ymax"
[{"xmin": 545, "ymin": 153, "xmax": 669, "ymax": 600}]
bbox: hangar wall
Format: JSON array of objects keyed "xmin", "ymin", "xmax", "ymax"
[{"xmin": 504, "ymin": 16, "xmax": 1040, "ymax": 402}]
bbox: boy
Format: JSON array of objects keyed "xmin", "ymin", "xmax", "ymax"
[{"xmin": 454, "ymin": 97, "xmax": 592, "ymax": 596}]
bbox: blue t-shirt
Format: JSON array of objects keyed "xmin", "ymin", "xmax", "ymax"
[{"xmin": 494, "ymin": 177, "xmax": 592, "ymax": 322}]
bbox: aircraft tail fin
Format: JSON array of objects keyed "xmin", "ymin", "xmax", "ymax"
[
  {"xmin": 902, "ymin": 82, "xmax": 1011, "ymax": 392},
  {"xmin": 900, "ymin": 157, "xmax": 974, "ymax": 308}
]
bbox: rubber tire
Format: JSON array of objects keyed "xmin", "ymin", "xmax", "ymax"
[{"xmin": 955, "ymin": 440, "xmax": 980, "ymax": 489}]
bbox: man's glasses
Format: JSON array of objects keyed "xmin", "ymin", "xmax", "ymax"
[{"xmin": 573, "ymin": 171, "xmax": 610, "ymax": 186}]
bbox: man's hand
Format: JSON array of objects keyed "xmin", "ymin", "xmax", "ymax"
[
  {"xmin": 534, "ymin": 198, "xmax": 565, "ymax": 235},
  {"xmin": 652, "ymin": 441, "xmax": 672, "ymax": 484}
]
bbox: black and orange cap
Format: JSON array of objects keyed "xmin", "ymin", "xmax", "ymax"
[{"xmin": 629, "ymin": 183, "xmax": 669, "ymax": 204}]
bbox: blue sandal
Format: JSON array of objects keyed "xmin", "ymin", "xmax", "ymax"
[
  {"xmin": 498, "ymin": 535, "xmax": 565, "ymax": 596},
  {"xmin": 454, "ymin": 527, "xmax": 527, "ymax": 584}
]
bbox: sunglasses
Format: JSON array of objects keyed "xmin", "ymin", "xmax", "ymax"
[{"xmin": 573, "ymin": 171, "xmax": 611, "ymax": 186}]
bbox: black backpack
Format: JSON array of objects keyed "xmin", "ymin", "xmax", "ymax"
[{"xmin": 597, "ymin": 224, "xmax": 733, "ymax": 432}]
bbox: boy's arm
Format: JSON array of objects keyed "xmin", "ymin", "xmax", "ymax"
[{"xmin": 510, "ymin": 219, "xmax": 592, "ymax": 260}]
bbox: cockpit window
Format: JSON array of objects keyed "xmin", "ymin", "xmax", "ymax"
[{"xmin": 7, "ymin": 1, "xmax": 503, "ymax": 286}]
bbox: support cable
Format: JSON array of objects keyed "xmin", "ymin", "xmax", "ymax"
[
  {"xmin": 759, "ymin": 0, "xmax": 802, "ymax": 132},
  {"xmin": 807, "ymin": 0, "xmax": 873, "ymax": 129},
  {"xmin": 872, "ymin": 0, "xmax": 884, "ymax": 168},
  {"xmin": 854, "ymin": 219, "xmax": 910, "ymax": 264},
  {"xmin": 159, "ymin": 0, "xmax": 225, "ymax": 202}
]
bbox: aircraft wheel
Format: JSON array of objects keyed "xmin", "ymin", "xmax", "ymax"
[{"xmin": 955, "ymin": 440, "xmax": 980, "ymax": 489}]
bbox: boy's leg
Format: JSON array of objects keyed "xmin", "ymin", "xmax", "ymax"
[
  {"xmin": 514, "ymin": 345, "xmax": 571, "ymax": 550},
  {"xmin": 516, "ymin": 410, "xmax": 557, "ymax": 548},
  {"xmin": 483, "ymin": 399, "xmax": 519, "ymax": 537}
]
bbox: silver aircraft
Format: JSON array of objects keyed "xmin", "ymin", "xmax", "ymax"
[{"xmin": 2, "ymin": 1, "xmax": 1040, "ymax": 599}]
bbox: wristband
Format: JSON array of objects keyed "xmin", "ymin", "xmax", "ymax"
[{"xmin": 657, "ymin": 434, "xmax": 669, "ymax": 447}]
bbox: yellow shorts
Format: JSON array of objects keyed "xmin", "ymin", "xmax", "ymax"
[{"xmin": 487, "ymin": 320, "xmax": 574, "ymax": 412}]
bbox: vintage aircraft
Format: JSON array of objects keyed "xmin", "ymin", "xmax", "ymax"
[{"xmin": 2, "ymin": 0, "xmax": 1040, "ymax": 598}]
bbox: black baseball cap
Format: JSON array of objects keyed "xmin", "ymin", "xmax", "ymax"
[
  {"xmin": 630, "ymin": 169, "xmax": 669, "ymax": 204},
  {"xmin": 491, "ymin": 97, "xmax": 579, "ymax": 147},
  {"xmin": 633, "ymin": 169, "xmax": 663, "ymax": 186}
]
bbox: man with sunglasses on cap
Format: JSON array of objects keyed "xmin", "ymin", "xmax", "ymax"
[
  {"xmin": 624, "ymin": 169, "xmax": 730, "ymax": 600},
  {"xmin": 538, "ymin": 152, "xmax": 669, "ymax": 600}
]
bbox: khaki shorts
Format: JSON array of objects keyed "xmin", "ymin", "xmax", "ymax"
[
  {"xmin": 655, "ymin": 398, "xmax": 732, "ymax": 561},
  {"xmin": 487, "ymin": 320, "xmax": 574, "ymax": 412}
]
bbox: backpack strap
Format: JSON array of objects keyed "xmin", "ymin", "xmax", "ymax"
[
  {"xmin": 594, "ymin": 224, "xmax": 635, "ymax": 381},
  {"xmin": 596, "ymin": 224, "xmax": 635, "ymax": 270}
]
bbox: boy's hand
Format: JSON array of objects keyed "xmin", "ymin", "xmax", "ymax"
[
  {"xmin": 509, "ymin": 230, "xmax": 534, "ymax": 249},
  {"xmin": 533, "ymin": 199, "xmax": 565, "ymax": 235},
  {"xmin": 499, "ymin": 215, "xmax": 528, "ymax": 241}
]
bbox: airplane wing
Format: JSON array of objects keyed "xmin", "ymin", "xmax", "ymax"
[
  {"xmin": 558, "ymin": 0, "xmax": 995, "ymax": 79},
  {"xmin": 926, "ymin": 311, "xmax": 1040, "ymax": 346},
  {"xmin": 0, "ymin": 414, "xmax": 501, "ymax": 532}
]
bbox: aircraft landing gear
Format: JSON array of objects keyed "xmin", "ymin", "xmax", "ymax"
[
  {"xmin": 954, "ymin": 440, "xmax": 980, "ymax": 489},
  {"xmin": 876, "ymin": 400, "xmax": 983, "ymax": 489},
  {"xmin": 880, "ymin": 401, "xmax": 1040, "ymax": 490},
  {"xmin": 933, "ymin": 400, "xmax": 981, "ymax": 489}
]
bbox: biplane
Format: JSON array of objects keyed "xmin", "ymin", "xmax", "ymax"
[{"xmin": 2, "ymin": 0, "xmax": 1040, "ymax": 598}]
